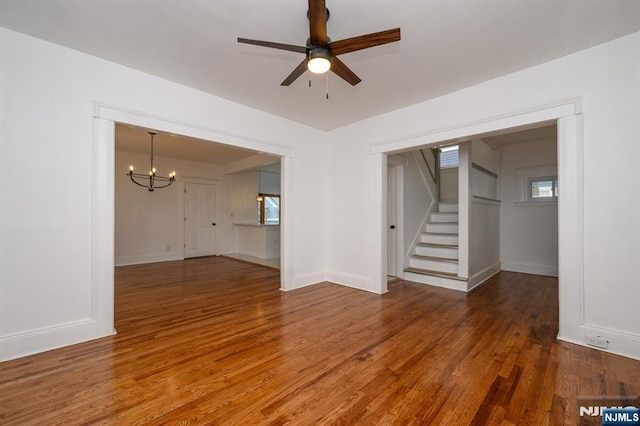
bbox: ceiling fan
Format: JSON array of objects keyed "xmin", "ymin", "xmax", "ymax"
[{"xmin": 238, "ymin": 0, "xmax": 401, "ymax": 86}]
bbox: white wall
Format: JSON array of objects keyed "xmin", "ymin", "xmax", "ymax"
[
  {"xmin": 471, "ymin": 139, "xmax": 499, "ymax": 200},
  {"xmin": 499, "ymin": 137, "xmax": 558, "ymax": 276},
  {"xmin": 0, "ymin": 27, "xmax": 328, "ymax": 361},
  {"xmin": 259, "ymin": 170, "xmax": 280, "ymax": 195},
  {"xmin": 440, "ymin": 168, "xmax": 458, "ymax": 202},
  {"xmin": 327, "ymin": 32, "xmax": 640, "ymax": 359},
  {"xmin": 227, "ymin": 169, "xmax": 260, "ymax": 225},
  {"xmin": 115, "ymin": 150, "xmax": 224, "ymax": 265},
  {"xmin": 472, "ymin": 139, "xmax": 498, "ymax": 172}
]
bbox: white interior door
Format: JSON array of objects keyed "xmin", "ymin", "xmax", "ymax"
[
  {"xmin": 184, "ymin": 182, "xmax": 217, "ymax": 258},
  {"xmin": 387, "ymin": 166, "xmax": 398, "ymax": 277}
]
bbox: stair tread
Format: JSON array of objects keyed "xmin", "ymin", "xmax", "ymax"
[
  {"xmin": 421, "ymin": 232, "xmax": 459, "ymax": 236},
  {"xmin": 416, "ymin": 242, "xmax": 459, "ymax": 249},
  {"xmin": 411, "ymin": 254, "xmax": 459, "ymax": 263},
  {"xmin": 404, "ymin": 267, "xmax": 467, "ymax": 281}
]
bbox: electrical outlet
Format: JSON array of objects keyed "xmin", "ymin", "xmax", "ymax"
[{"xmin": 585, "ymin": 335, "xmax": 609, "ymax": 349}]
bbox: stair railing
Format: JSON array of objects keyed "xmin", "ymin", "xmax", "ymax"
[{"xmin": 420, "ymin": 148, "xmax": 440, "ymax": 202}]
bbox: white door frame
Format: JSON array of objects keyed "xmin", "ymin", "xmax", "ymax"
[
  {"xmin": 372, "ymin": 99, "xmax": 583, "ymax": 346},
  {"xmin": 387, "ymin": 157, "xmax": 406, "ymax": 279},
  {"xmin": 91, "ymin": 102, "xmax": 294, "ymax": 336}
]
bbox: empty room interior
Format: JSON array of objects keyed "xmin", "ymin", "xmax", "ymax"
[{"xmin": 1, "ymin": 1, "xmax": 639, "ymax": 424}]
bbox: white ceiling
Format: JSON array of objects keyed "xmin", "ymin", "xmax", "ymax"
[
  {"xmin": 115, "ymin": 124, "xmax": 259, "ymax": 165},
  {"xmin": 1, "ymin": 1, "xmax": 639, "ymax": 131},
  {"xmin": 482, "ymin": 124, "xmax": 557, "ymax": 149}
]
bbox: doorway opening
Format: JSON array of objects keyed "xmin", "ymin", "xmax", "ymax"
[
  {"xmin": 92, "ymin": 103, "xmax": 294, "ymax": 337},
  {"xmin": 114, "ymin": 124, "xmax": 282, "ymax": 269},
  {"xmin": 373, "ymin": 100, "xmax": 583, "ymax": 347}
]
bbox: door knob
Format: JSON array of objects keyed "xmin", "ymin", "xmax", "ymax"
[{"xmin": 390, "ymin": 225, "xmax": 396, "ymax": 229}]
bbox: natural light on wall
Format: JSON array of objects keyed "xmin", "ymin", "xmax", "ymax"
[{"xmin": 440, "ymin": 145, "xmax": 459, "ymax": 168}]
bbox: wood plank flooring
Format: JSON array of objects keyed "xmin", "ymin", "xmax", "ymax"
[{"xmin": 1, "ymin": 256, "xmax": 639, "ymax": 425}]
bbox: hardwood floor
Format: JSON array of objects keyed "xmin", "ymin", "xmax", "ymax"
[{"xmin": 1, "ymin": 257, "xmax": 638, "ymax": 425}]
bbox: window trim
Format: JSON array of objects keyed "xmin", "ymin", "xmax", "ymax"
[
  {"xmin": 257, "ymin": 193, "xmax": 280, "ymax": 225},
  {"xmin": 527, "ymin": 176, "xmax": 558, "ymax": 202},
  {"xmin": 514, "ymin": 164, "xmax": 558, "ymax": 204}
]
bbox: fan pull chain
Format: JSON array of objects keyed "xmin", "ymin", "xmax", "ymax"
[{"xmin": 326, "ymin": 73, "xmax": 329, "ymax": 99}]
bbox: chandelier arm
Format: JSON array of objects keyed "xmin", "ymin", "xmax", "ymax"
[
  {"xmin": 128, "ymin": 173, "xmax": 173, "ymax": 182},
  {"xmin": 151, "ymin": 179, "xmax": 175, "ymax": 189},
  {"xmin": 128, "ymin": 174, "xmax": 153, "ymax": 188},
  {"xmin": 128, "ymin": 173, "xmax": 174, "ymax": 186}
]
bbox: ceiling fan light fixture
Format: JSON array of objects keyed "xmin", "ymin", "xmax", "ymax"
[{"xmin": 307, "ymin": 48, "xmax": 331, "ymax": 74}]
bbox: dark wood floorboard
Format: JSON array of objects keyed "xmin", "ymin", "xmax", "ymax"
[{"xmin": 0, "ymin": 257, "xmax": 638, "ymax": 425}]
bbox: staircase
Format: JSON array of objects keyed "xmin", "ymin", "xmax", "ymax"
[{"xmin": 404, "ymin": 202, "xmax": 468, "ymax": 291}]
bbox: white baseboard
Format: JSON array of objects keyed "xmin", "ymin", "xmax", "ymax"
[
  {"xmin": 115, "ymin": 251, "xmax": 183, "ymax": 266},
  {"xmin": 237, "ymin": 250, "xmax": 279, "ymax": 260},
  {"xmin": 326, "ymin": 272, "xmax": 379, "ymax": 294},
  {"xmin": 558, "ymin": 324, "xmax": 640, "ymax": 361},
  {"xmin": 283, "ymin": 271, "xmax": 327, "ymax": 291},
  {"xmin": 468, "ymin": 263, "xmax": 501, "ymax": 291},
  {"xmin": 0, "ymin": 319, "xmax": 115, "ymax": 362},
  {"xmin": 501, "ymin": 261, "xmax": 558, "ymax": 277}
]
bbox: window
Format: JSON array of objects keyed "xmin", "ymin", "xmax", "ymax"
[
  {"xmin": 440, "ymin": 145, "xmax": 459, "ymax": 168},
  {"xmin": 528, "ymin": 177, "xmax": 558, "ymax": 201},
  {"xmin": 257, "ymin": 194, "xmax": 280, "ymax": 224}
]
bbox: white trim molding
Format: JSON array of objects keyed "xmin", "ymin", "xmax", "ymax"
[
  {"xmin": 92, "ymin": 102, "xmax": 296, "ymax": 338},
  {"xmin": 93, "ymin": 102, "xmax": 294, "ymax": 158},
  {"xmin": 371, "ymin": 98, "xmax": 581, "ymax": 155},
  {"xmin": 368, "ymin": 99, "xmax": 640, "ymax": 357}
]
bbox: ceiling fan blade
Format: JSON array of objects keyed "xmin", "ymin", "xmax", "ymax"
[
  {"xmin": 238, "ymin": 38, "xmax": 306, "ymax": 54},
  {"xmin": 281, "ymin": 59, "xmax": 309, "ymax": 86},
  {"xmin": 329, "ymin": 28, "xmax": 401, "ymax": 56},
  {"xmin": 330, "ymin": 56, "xmax": 361, "ymax": 86},
  {"xmin": 308, "ymin": 0, "xmax": 328, "ymax": 45}
]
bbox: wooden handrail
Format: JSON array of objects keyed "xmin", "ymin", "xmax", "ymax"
[
  {"xmin": 420, "ymin": 149, "xmax": 437, "ymax": 182},
  {"xmin": 471, "ymin": 162, "xmax": 498, "ymax": 179},
  {"xmin": 473, "ymin": 195, "xmax": 501, "ymax": 203}
]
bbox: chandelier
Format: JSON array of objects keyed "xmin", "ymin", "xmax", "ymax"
[{"xmin": 127, "ymin": 131, "xmax": 176, "ymax": 192}]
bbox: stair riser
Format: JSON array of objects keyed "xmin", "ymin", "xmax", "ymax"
[
  {"xmin": 415, "ymin": 246, "xmax": 458, "ymax": 259},
  {"xmin": 409, "ymin": 258, "xmax": 458, "ymax": 274},
  {"xmin": 420, "ymin": 234, "xmax": 458, "ymax": 245},
  {"xmin": 439, "ymin": 203, "xmax": 459, "ymax": 213},
  {"xmin": 403, "ymin": 272, "xmax": 467, "ymax": 292},
  {"xmin": 430, "ymin": 212, "xmax": 459, "ymax": 223},
  {"xmin": 426, "ymin": 223, "xmax": 459, "ymax": 233}
]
